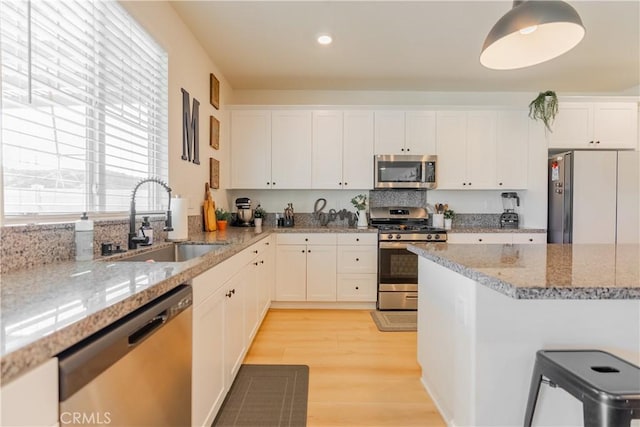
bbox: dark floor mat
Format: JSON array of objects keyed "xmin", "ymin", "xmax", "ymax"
[{"xmin": 212, "ymin": 364, "xmax": 309, "ymax": 427}]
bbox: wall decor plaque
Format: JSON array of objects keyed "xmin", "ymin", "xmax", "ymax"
[
  {"xmin": 210, "ymin": 73, "xmax": 220, "ymax": 110},
  {"xmin": 210, "ymin": 115, "xmax": 220, "ymax": 149},
  {"xmin": 210, "ymin": 157, "xmax": 220, "ymax": 189}
]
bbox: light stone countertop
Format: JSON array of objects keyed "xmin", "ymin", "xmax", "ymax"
[
  {"xmin": 1, "ymin": 225, "xmax": 376, "ymax": 384},
  {"xmin": 409, "ymin": 243, "xmax": 640, "ymax": 300}
]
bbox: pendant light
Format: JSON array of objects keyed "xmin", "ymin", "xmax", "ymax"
[{"xmin": 480, "ymin": 0, "xmax": 585, "ymax": 70}]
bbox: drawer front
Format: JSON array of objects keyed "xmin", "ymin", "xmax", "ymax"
[
  {"xmin": 337, "ymin": 246, "xmax": 377, "ymax": 273},
  {"xmin": 276, "ymin": 233, "xmax": 337, "ymax": 245},
  {"xmin": 337, "ymin": 233, "xmax": 378, "ymax": 246},
  {"xmin": 447, "ymin": 233, "xmax": 513, "ymax": 244},
  {"xmin": 337, "ymin": 274, "xmax": 377, "ymax": 302},
  {"xmin": 512, "ymin": 233, "xmax": 547, "ymax": 244}
]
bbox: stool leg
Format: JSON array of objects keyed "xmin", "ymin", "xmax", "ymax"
[
  {"xmin": 524, "ymin": 362, "xmax": 543, "ymax": 427},
  {"xmin": 583, "ymin": 401, "xmax": 633, "ymax": 427}
]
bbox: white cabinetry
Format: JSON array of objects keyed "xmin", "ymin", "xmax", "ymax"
[
  {"xmin": 230, "ymin": 110, "xmax": 271, "ymax": 189},
  {"xmin": 312, "ymin": 111, "xmax": 374, "ymax": 190},
  {"xmin": 271, "ymin": 110, "xmax": 313, "ymax": 188},
  {"xmin": 275, "ymin": 233, "xmax": 337, "ymax": 301},
  {"xmin": 336, "ymin": 233, "xmax": 377, "ymax": 302},
  {"xmin": 223, "ymin": 267, "xmax": 247, "ymax": 386},
  {"xmin": 437, "ymin": 110, "xmax": 529, "ymax": 190},
  {"xmin": 447, "ymin": 233, "xmax": 546, "ymax": 244},
  {"xmin": 548, "ymin": 102, "xmax": 638, "ymax": 149},
  {"xmin": 0, "ymin": 358, "xmax": 58, "ymax": 427},
  {"xmin": 374, "ymin": 111, "xmax": 436, "ymax": 154}
]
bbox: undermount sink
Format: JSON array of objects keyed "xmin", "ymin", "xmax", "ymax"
[{"xmin": 114, "ymin": 243, "xmax": 225, "ymax": 262}]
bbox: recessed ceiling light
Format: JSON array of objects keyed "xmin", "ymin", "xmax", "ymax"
[{"xmin": 317, "ymin": 34, "xmax": 332, "ymax": 45}]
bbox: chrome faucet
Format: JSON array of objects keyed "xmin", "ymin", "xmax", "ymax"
[{"xmin": 129, "ymin": 177, "xmax": 174, "ymax": 250}]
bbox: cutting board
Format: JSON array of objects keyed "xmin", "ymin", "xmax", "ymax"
[{"xmin": 203, "ymin": 183, "xmax": 217, "ymax": 231}]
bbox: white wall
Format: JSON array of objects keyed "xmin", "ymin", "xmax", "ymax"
[{"xmin": 121, "ymin": 1, "xmax": 232, "ymax": 214}]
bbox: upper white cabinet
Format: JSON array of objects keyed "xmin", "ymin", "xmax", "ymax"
[
  {"xmin": 548, "ymin": 102, "xmax": 638, "ymax": 150},
  {"xmin": 312, "ymin": 111, "xmax": 374, "ymax": 190},
  {"xmin": 437, "ymin": 110, "xmax": 529, "ymax": 190},
  {"xmin": 271, "ymin": 110, "xmax": 313, "ymax": 188},
  {"xmin": 374, "ymin": 111, "xmax": 436, "ymax": 155},
  {"xmin": 230, "ymin": 110, "xmax": 271, "ymax": 189}
]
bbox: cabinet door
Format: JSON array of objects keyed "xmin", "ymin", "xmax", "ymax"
[
  {"xmin": 496, "ymin": 110, "xmax": 529, "ymax": 189},
  {"xmin": 337, "ymin": 274, "xmax": 377, "ymax": 302},
  {"xmin": 466, "ymin": 111, "xmax": 497, "ymax": 189},
  {"xmin": 374, "ymin": 111, "xmax": 405, "ymax": 154},
  {"xmin": 244, "ymin": 260, "xmax": 260, "ymax": 343},
  {"xmin": 312, "ymin": 111, "xmax": 343, "ymax": 189},
  {"xmin": 548, "ymin": 103, "xmax": 592, "ymax": 149},
  {"xmin": 192, "ymin": 285, "xmax": 226, "ymax": 427},
  {"xmin": 271, "ymin": 110, "xmax": 312, "ymax": 188},
  {"xmin": 224, "ymin": 270, "xmax": 246, "ymax": 386},
  {"xmin": 275, "ymin": 244, "xmax": 307, "ymax": 300},
  {"xmin": 436, "ymin": 111, "xmax": 467, "ymax": 189},
  {"xmin": 343, "ymin": 111, "xmax": 374, "ymax": 190},
  {"xmin": 230, "ymin": 110, "xmax": 271, "ymax": 188},
  {"xmin": 593, "ymin": 103, "xmax": 638, "ymax": 149},
  {"xmin": 405, "ymin": 111, "xmax": 436, "ymax": 154},
  {"xmin": 616, "ymin": 151, "xmax": 640, "ymax": 244},
  {"xmin": 257, "ymin": 239, "xmax": 275, "ymax": 317},
  {"xmin": 1, "ymin": 358, "xmax": 58, "ymax": 427},
  {"xmin": 306, "ymin": 244, "xmax": 337, "ymax": 301}
]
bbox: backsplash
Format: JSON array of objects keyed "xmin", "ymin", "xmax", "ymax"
[{"xmin": 1, "ymin": 216, "xmax": 203, "ymax": 274}]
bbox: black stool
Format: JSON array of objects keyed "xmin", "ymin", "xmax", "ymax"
[{"xmin": 524, "ymin": 350, "xmax": 640, "ymax": 427}]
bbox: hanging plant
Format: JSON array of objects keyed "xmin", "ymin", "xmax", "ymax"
[{"xmin": 528, "ymin": 90, "xmax": 558, "ymax": 132}]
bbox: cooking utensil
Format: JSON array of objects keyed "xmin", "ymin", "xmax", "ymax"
[{"xmin": 203, "ymin": 183, "xmax": 216, "ymax": 231}]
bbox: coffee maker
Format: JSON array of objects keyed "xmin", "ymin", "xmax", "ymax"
[
  {"xmin": 500, "ymin": 192, "xmax": 520, "ymax": 229},
  {"xmin": 234, "ymin": 197, "xmax": 253, "ymax": 227}
]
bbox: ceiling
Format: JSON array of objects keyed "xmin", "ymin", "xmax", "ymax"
[{"xmin": 169, "ymin": 1, "xmax": 640, "ymax": 94}]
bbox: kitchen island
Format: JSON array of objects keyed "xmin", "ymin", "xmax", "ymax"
[{"xmin": 408, "ymin": 243, "xmax": 640, "ymax": 427}]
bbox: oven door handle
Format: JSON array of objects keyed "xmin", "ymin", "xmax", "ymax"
[{"xmin": 379, "ymin": 241, "xmax": 412, "ymax": 249}]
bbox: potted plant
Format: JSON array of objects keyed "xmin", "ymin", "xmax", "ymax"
[
  {"xmin": 215, "ymin": 208, "xmax": 230, "ymax": 231},
  {"xmin": 351, "ymin": 194, "xmax": 368, "ymax": 228},
  {"xmin": 253, "ymin": 205, "xmax": 266, "ymax": 227},
  {"xmin": 443, "ymin": 209, "xmax": 455, "ymax": 230},
  {"xmin": 528, "ymin": 90, "xmax": 558, "ymax": 132}
]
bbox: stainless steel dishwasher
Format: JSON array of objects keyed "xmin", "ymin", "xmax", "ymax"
[{"xmin": 59, "ymin": 284, "xmax": 192, "ymax": 426}]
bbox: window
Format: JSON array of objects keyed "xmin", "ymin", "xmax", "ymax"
[{"xmin": 0, "ymin": 0, "xmax": 168, "ymax": 219}]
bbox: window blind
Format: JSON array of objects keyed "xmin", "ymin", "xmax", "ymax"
[{"xmin": 0, "ymin": 0, "xmax": 168, "ymax": 217}]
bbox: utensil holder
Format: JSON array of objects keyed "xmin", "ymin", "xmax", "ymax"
[{"xmin": 433, "ymin": 213, "xmax": 444, "ymax": 228}]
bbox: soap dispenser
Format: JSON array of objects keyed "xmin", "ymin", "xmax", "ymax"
[
  {"xmin": 139, "ymin": 216, "xmax": 153, "ymax": 245},
  {"xmin": 75, "ymin": 212, "xmax": 94, "ymax": 261}
]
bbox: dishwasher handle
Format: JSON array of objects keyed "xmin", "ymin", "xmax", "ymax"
[
  {"xmin": 58, "ymin": 284, "xmax": 192, "ymax": 401},
  {"xmin": 128, "ymin": 312, "xmax": 168, "ymax": 346}
]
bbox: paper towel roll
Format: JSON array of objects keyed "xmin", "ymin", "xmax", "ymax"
[{"xmin": 168, "ymin": 196, "xmax": 188, "ymax": 241}]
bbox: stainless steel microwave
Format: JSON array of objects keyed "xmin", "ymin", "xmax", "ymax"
[{"xmin": 374, "ymin": 154, "xmax": 437, "ymax": 189}]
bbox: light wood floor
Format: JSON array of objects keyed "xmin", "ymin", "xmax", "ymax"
[{"xmin": 244, "ymin": 309, "xmax": 446, "ymax": 427}]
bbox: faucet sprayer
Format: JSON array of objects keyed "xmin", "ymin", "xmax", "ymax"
[{"xmin": 129, "ymin": 177, "xmax": 174, "ymax": 250}]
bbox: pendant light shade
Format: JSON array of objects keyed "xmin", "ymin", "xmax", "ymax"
[{"xmin": 480, "ymin": 0, "xmax": 585, "ymax": 70}]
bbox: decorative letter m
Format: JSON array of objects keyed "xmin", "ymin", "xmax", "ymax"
[{"xmin": 181, "ymin": 88, "xmax": 200, "ymax": 164}]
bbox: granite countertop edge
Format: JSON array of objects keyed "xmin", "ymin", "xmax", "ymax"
[
  {"xmin": 408, "ymin": 245, "xmax": 640, "ymax": 301},
  {"xmin": 1, "ymin": 225, "xmax": 376, "ymax": 383}
]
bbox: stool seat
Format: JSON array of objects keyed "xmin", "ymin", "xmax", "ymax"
[{"xmin": 524, "ymin": 349, "xmax": 640, "ymax": 427}]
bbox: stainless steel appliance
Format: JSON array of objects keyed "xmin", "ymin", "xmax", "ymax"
[
  {"xmin": 234, "ymin": 197, "xmax": 253, "ymax": 226},
  {"xmin": 500, "ymin": 192, "xmax": 520, "ymax": 229},
  {"xmin": 371, "ymin": 207, "xmax": 447, "ymax": 310},
  {"xmin": 374, "ymin": 155, "xmax": 437, "ymax": 189},
  {"xmin": 59, "ymin": 285, "xmax": 192, "ymax": 426}
]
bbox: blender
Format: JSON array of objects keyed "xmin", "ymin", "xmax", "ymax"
[
  {"xmin": 500, "ymin": 192, "xmax": 520, "ymax": 229},
  {"xmin": 235, "ymin": 197, "xmax": 253, "ymax": 226}
]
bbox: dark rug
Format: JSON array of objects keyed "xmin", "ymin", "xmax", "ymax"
[
  {"xmin": 212, "ymin": 364, "xmax": 309, "ymax": 427},
  {"xmin": 370, "ymin": 310, "xmax": 417, "ymax": 332}
]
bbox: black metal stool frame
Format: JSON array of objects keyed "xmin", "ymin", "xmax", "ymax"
[{"xmin": 524, "ymin": 349, "xmax": 640, "ymax": 427}]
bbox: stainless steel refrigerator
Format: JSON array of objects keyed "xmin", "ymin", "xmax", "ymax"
[{"xmin": 548, "ymin": 150, "xmax": 639, "ymax": 244}]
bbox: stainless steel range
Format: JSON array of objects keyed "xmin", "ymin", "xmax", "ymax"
[{"xmin": 370, "ymin": 207, "xmax": 447, "ymax": 311}]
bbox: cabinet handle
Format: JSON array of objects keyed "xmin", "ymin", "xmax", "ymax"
[
  {"xmin": 253, "ymin": 250, "xmax": 258, "ymax": 254},
  {"xmin": 254, "ymin": 261, "xmax": 259, "ymax": 266},
  {"xmin": 260, "ymin": 260, "xmax": 264, "ymax": 264},
  {"xmin": 356, "ymin": 238, "xmax": 360, "ymax": 242},
  {"xmin": 499, "ymin": 182, "xmax": 503, "ymax": 186},
  {"xmin": 267, "ymin": 182, "xmax": 270, "ymax": 185},
  {"xmin": 596, "ymin": 141, "xmax": 600, "ymax": 144},
  {"xmin": 339, "ymin": 182, "xmax": 342, "ymax": 186},
  {"xmin": 406, "ymin": 148, "xmax": 410, "ymax": 152},
  {"xmin": 529, "ymin": 238, "xmax": 533, "ymax": 242},
  {"xmin": 301, "ymin": 250, "xmax": 305, "ymax": 253},
  {"xmin": 355, "ymin": 286, "xmax": 359, "ymax": 290},
  {"xmin": 231, "ymin": 289, "xmax": 235, "ymax": 294},
  {"xmin": 305, "ymin": 238, "xmax": 308, "ymax": 242},
  {"xmin": 478, "ymin": 238, "xmax": 483, "ymax": 242},
  {"xmin": 463, "ymin": 183, "xmax": 466, "ymax": 186},
  {"xmin": 355, "ymin": 258, "xmax": 360, "ymax": 262},
  {"xmin": 226, "ymin": 291, "xmax": 232, "ymax": 298},
  {"xmin": 589, "ymin": 141, "xmax": 594, "ymax": 144},
  {"xmin": 468, "ymin": 182, "xmax": 472, "ymax": 186},
  {"xmin": 308, "ymin": 249, "xmax": 311, "ymax": 253},
  {"xmin": 401, "ymin": 148, "xmax": 405, "ymax": 152},
  {"xmin": 344, "ymin": 182, "xmax": 348, "ymax": 186},
  {"xmin": 265, "ymin": 242, "xmax": 270, "ymax": 245}
]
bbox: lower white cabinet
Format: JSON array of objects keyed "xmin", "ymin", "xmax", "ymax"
[
  {"xmin": 191, "ymin": 236, "xmax": 272, "ymax": 427},
  {"xmin": 0, "ymin": 358, "xmax": 58, "ymax": 427},
  {"xmin": 275, "ymin": 234, "xmax": 338, "ymax": 301},
  {"xmin": 337, "ymin": 274, "xmax": 377, "ymax": 301},
  {"xmin": 336, "ymin": 233, "xmax": 378, "ymax": 302},
  {"xmin": 448, "ymin": 233, "xmax": 546, "ymax": 244}
]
